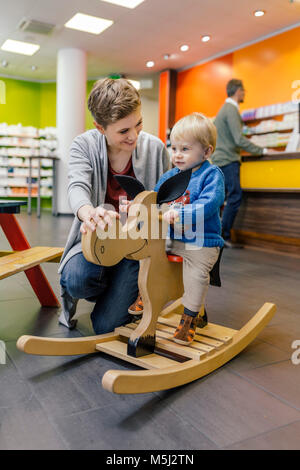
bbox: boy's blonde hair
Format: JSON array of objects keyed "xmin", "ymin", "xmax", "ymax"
[
  {"xmin": 88, "ymin": 78, "xmax": 141, "ymax": 128},
  {"xmin": 171, "ymin": 112, "xmax": 217, "ymax": 151}
]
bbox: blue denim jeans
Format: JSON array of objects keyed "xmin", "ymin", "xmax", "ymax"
[
  {"xmin": 220, "ymin": 161, "xmax": 243, "ymax": 240},
  {"xmin": 60, "ymin": 253, "xmax": 139, "ymax": 334}
]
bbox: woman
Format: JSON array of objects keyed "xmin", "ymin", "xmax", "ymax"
[{"xmin": 58, "ymin": 78, "xmax": 170, "ymax": 334}]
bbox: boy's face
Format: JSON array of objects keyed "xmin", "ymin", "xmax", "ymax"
[
  {"xmin": 95, "ymin": 107, "xmax": 143, "ymax": 153},
  {"xmin": 170, "ymin": 138, "xmax": 208, "ymax": 172}
]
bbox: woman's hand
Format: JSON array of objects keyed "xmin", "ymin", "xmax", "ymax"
[
  {"xmin": 163, "ymin": 208, "xmax": 180, "ymax": 225},
  {"xmin": 78, "ymin": 204, "xmax": 120, "ymax": 234},
  {"xmin": 119, "ymin": 199, "xmax": 132, "ymax": 213}
]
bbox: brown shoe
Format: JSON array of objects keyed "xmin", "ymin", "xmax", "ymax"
[
  {"xmin": 128, "ymin": 294, "xmax": 143, "ymax": 315},
  {"xmin": 196, "ymin": 309, "xmax": 208, "ymax": 328},
  {"xmin": 173, "ymin": 313, "xmax": 198, "ymax": 345}
]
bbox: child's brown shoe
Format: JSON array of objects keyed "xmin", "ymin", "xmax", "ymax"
[
  {"xmin": 196, "ymin": 309, "xmax": 208, "ymax": 328},
  {"xmin": 173, "ymin": 313, "xmax": 198, "ymax": 345},
  {"xmin": 173, "ymin": 309, "xmax": 208, "ymax": 345},
  {"xmin": 128, "ymin": 294, "xmax": 143, "ymax": 315}
]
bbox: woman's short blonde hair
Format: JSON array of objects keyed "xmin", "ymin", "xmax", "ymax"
[
  {"xmin": 171, "ymin": 112, "xmax": 217, "ymax": 151},
  {"xmin": 88, "ymin": 78, "xmax": 141, "ymax": 128}
]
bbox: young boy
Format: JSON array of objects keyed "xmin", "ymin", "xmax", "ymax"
[{"xmin": 129, "ymin": 112, "xmax": 225, "ymax": 345}]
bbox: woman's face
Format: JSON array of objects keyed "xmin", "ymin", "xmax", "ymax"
[{"xmin": 95, "ymin": 107, "xmax": 143, "ymax": 153}]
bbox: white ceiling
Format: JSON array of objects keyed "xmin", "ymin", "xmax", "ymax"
[{"xmin": 0, "ymin": 0, "xmax": 299, "ymax": 84}]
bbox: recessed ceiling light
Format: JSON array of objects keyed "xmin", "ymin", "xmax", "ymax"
[
  {"xmin": 65, "ymin": 13, "xmax": 113, "ymax": 35},
  {"xmin": 146, "ymin": 61, "xmax": 155, "ymax": 68},
  {"xmin": 31, "ymin": 65, "xmax": 37, "ymax": 71},
  {"xmin": 1, "ymin": 39, "xmax": 40, "ymax": 56},
  {"xmin": 100, "ymin": 0, "xmax": 145, "ymax": 8},
  {"xmin": 1, "ymin": 60, "xmax": 8, "ymax": 67},
  {"xmin": 201, "ymin": 35, "xmax": 211, "ymax": 42},
  {"xmin": 180, "ymin": 45, "xmax": 189, "ymax": 52},
  {"xmin": 254, "ymin": 10, "xmax": 265, "ymax": 16}
]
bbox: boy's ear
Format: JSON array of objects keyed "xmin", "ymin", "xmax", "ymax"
[
  {"xmin": 113, "ymin": 175, "xmax": 145, "ymax": 199},
  {"xmin": 156, "ymin": 169, "xmax": 192, "ymax": 205}
]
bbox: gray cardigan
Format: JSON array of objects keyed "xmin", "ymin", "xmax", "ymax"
[
  {"xmin": 212, "ymin": 102, "xmax": 263, "ymax": 167},
  {"xmin": 58, "ymin": 129, "xmax": 170, "ymax": 328}
]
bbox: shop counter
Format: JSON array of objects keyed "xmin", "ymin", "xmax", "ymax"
[{"xmin": 233, "ymin": 152, "xmax": 300, "ymax": 254}]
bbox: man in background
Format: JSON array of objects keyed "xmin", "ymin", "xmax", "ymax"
[{"xmin": 212, "ymin": 79, "xmax": 277, "ymax": 248}]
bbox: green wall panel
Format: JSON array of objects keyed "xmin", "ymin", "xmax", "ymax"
[
  {"xmin": 40, "ymin": 82, "xmax": 56, "ymax": 128},
  {"xmin": 0, "ymin": 77, "xmax": 41, "ymax": 127},
  {"xmin": 0, "ymin": 76, "xmax": 98, "ymax": 130}
]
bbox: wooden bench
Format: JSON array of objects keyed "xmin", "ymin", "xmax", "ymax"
[
  {"xmin": 0, "ymin": 203, "xmax": 63, "ymax": 307},
  {"xmin": 0, "ymin": 246, "xmax": 63, "ymax": 280}
]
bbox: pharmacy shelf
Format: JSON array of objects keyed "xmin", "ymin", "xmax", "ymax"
[
  {"xmin": 0, "ymin": 194, "xmax": 52, "ymax": 198},
  {"xmin": 243, "ymin": 128, "xmax": 294, "ymax": 136},
  {"xmin": 242, "ymin": 110, "xmax": 297, "ymax": 122},
  {"xmin": 0, "ymin": 125, "xmax": 58, "ymax": 217}
]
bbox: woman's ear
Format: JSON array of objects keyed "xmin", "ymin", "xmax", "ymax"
[{"xmin": 94, "ymin": 121, "xmax": 105, "ymax": 135}]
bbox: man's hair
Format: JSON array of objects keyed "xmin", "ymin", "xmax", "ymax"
[
  {"xmin": 171, "ymin": 112, "xmax": 217, "ymax": 151},
  {"xmin": 226, "ymin": 79, "xmax": 244, "ymax": 97},
  {"xmin": 88, "ymin": 78, "xmax": 141, "ymax": 128}
]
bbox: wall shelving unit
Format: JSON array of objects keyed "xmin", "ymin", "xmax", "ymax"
[
  {"xmin": 242, "ymin": 100, "xmax": 300, "ymax": 152},
  {"xmin": 0, "ymin": 124, "xmax": 58, "ymax": 217}
]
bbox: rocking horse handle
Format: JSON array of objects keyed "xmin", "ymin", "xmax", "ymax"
[{"xmin": 114, "ymin": 168, "xmax": 192, "ymax": 205}]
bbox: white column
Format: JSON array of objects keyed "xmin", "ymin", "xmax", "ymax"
[{"xmin": 56, "ymin": 48, "xmax": 87, "ymax": 214}]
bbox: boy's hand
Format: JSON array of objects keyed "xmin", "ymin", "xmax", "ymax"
[
  {"xmin": 163, "ymin": 208, "xmax": 180, "ymax": 225},
  {"xmin": 78, "ymin": 205, "xmax": 120, "ymax": 234}
]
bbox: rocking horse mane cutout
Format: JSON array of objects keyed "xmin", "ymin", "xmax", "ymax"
[
  {"xmin": 156, "ymin": 168, "xmax": 192, "ymax": 205},
  {"xmin": 113, "ymin": 175, "xmax": 145, "ymax": 200}
]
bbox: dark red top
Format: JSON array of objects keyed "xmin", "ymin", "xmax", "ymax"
[{"xmin": 104, "ymin": 157, "xmax": 136, "ymax": 212}]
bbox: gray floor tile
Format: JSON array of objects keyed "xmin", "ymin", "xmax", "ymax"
[
  {"xmin": 238, "ymin": 360, "xmax": 300, "ymax": 410},
  {"xmin": 0, "ymin": 354, "xmax": 34, "ymax": 408},
  {"xmin": 0, "ymin": 297, "xmax": 76, "ymax": 341},
  {"xmin": 0, "ymin": 274, "xmax": 34, "ymax": 301},
  {"xmin": 227, "ymin": 420, "xmax": 300, "ymax": 450},
  {"xmin": 0, "ymin": 396, "xmax": 66, "ymax": 450},
  {"xmin": 156, "ymin": 368, "xmax": 300, "ymax": 448},
  {"xmin": 53, "ymin": 397, "xmax": 217, "ymax": 450},
  {"xmin": 6, "ymin": 340, "xmax": 151, "ymax": 418},
  {"xmin": 224, "ymin": 338, "xmax": 291, "ymax": 373}
]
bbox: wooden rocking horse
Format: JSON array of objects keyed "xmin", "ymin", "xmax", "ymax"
[{"xmin": 17, "ymin": 170, "xmax": 276, "ymax": 394}]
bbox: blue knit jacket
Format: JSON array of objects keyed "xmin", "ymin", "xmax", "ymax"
[{"xmin": 155, "ymin": 160, "xmax": 225, "ymax": 247}]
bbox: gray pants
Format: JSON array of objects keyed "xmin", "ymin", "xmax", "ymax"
[{"xmin": 170, "ymin": 240, "xmax": 220, "ymax": 313}]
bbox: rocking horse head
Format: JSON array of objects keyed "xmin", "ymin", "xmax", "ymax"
[{"xmin": 82, "ymin": 169, "xmax": 192, "ymax": 268}]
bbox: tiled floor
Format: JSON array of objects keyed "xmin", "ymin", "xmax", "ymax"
[{"xmin": 0, "ymin": 210, "xmax": 300, "ymax": 450}]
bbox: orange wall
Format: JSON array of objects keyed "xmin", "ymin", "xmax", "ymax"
[
  {"xmin": 233, "ymin": 26, "xmax": 300, "ymax": 111},
  {"xmin": 174, "ymin": 26, "xmax": 300, "ymax": 119},
  {"xmin": 175, "ymin": 54, "xmax": 233, "ymax": 120},
  {"xmin": 158, "ymin": 70, "xmax": 169, "ymax": 142}
]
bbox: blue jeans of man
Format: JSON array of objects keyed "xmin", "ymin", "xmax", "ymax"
[
  {"xmin": 60, "ymin": 253, "xmax": 139, "ymax": 335},
  {"xmin": 220, "ymin": 161, "xmax": 243, "ymax": 240}
]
